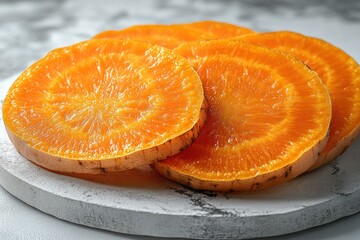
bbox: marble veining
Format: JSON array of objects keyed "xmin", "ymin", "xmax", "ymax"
[{"xmin": 1, "ymin": 0, "xmax": 359, "ymax": 81}]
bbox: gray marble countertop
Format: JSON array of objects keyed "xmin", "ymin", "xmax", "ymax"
[{"xmin": 1, "ymin": 0, "xmax": 360, "ymax": 239}]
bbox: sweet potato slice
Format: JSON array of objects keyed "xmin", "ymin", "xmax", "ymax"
[
  {"xmin": 153, "ymin": 39, "xmax": 331, "ymax": 191},
  {"xmin": 2, "ymin": 39, "xmax": 206, "ymax": 174},
  {"xmin": 183, "ymin": 20, "xmax": 255, "ymax": 37},
  {"xmin": 92, "ymin": 21, "xmax": 255, "ymax": 49},
  {"xmin": 92, "ymin": 24, "xmax": 216, "ymax": 49},
  {"xmin": 239, "ymin": 31, "xmax": 360, "ymax": 171}
]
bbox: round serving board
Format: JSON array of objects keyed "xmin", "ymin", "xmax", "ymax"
[{"xmin": 1, "ymin": 75, "xmax": 360, "ymax": 239}]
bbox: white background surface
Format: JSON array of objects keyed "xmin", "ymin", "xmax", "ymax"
[{"xmin": 1, "ymin": 0, "xmax": 360, "ymax": 239}]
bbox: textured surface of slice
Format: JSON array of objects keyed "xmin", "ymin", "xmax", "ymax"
[
  {"xmin": 92, "ymin": 24, "xmax": 216, "ymax": 49},
  {"xmin": 2, "ymin": 39, "xmax": 206, "ymax": 174},
  {"xmin": 153, "ymin": 40, "xmax": 331, "ymax": 191},
  {"xmin": 183, "ymin": 20, "xmax": 255, "ymax": 37},
  {"xmin": 239, "ymin": 31, "xmax": 360, "ymax": 171}
]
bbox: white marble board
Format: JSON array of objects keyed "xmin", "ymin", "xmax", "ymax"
[{"xmin": 0, "ymin": 75, "xmax": 360, "ymax": 239}]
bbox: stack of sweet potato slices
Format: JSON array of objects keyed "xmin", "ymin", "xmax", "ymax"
[{"xmin": 2, "ymin": 21, "xmax": 359, "ymax": 191}]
